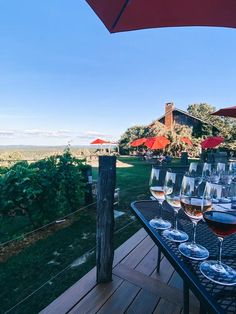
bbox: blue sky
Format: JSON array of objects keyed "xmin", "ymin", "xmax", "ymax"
[{"xmin": 0, "ymin": 1, "xmax": 235, "ymax": 146}]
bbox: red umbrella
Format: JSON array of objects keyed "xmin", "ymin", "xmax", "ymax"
[
  {"xmin": 201, "ymin": 136, "xmax": 224, "ymax": 149},
  {"xmin": 211, "ymin": 106, "xmax": 236, "ymax": 118},
  {"xmin": 130, "ymin": 137, "xmax": 147, "ymax": 147},
  {"xmin": 145, "ymin": 136, "xmax": 170, "ymax": 150},
  {"xmin": 180, "ymin": 137, "xmax": 193, "ymax": 146},
  {"xmin": 86, "ymin": 1, "xmax": 236, "ymax": 33},
  {"xmin": 90, "ymin": 138, "xmax": 110, "ymax": 144}
]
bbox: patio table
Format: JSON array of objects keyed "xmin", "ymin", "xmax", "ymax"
[{"xmin": 131, "ymin": 200, "xmax": 236, "ymax": 314}]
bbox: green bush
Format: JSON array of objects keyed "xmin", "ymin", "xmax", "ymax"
[{"xmin": 0, "ymin": 148, "xmax": 91, "ymax": 227}]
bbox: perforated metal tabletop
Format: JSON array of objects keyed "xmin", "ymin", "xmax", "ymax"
[{"xmin": 131, "ymin": 200, "xmax": 236, "ymax": 314}]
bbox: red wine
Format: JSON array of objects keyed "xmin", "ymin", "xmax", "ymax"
[{"xmin": 204, "ymin": 211, "xmax": 236, "ymax": 237}]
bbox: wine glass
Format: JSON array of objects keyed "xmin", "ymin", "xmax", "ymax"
[
  {"xmin": 189, "ymin": 162, "xmax": 203, "ymax": 176},
  {"xmin": 229, "ymin": 162, "xmax": 236, "ymax": 182},
  {"xmin": 178, "ymin": 174, "xmax": 210, "ymax": 260},
  {"xmin": 202, "ymin": 163, "xmax": 212, "ymax": 182},
  {"xmin": 231, "ymin": 182, "xmax": 236, "ymax": 209},
  {"xmin": 200, "ymin": 182, "xmax": 236, "ymax": 285},
  {"xmin": 217, "ymin": 162, "xmax": 226, "ymax": 175},
  {"xmin": 149, "ymin": 167, "xmax": 171, "ymax": 230},
  {"xmin": 162, "ymin": 171, "xmax": 189, "ymax": 242}
]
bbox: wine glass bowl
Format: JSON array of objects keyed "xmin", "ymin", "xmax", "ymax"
[
  {"xmin": 200, "ymin": 210, "xmax": 236, "ymax": 285},
  {"xmin": 149, "ymin": 167, "xmax": 171, "ymax": 230}
]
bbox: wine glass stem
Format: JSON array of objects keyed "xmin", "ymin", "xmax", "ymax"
[
  {"xmin": 174, "ymin": 210, "xmax": 178, "ymax": 230},
  {"xmin": 158, "ymin": 201, "xmax": 163, "ymax": 218},
  {"xmin": 192, "ymin": 222, "xmax": 197, "ymax": 244},
  {"xmin": 217, "ymin": 237, "xmax": 223, "ymax": 265}
]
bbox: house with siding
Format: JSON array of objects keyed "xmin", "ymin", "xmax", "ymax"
[{"xmin": 157, "ymin": 102, "xmax": 218, "ymax": 137}]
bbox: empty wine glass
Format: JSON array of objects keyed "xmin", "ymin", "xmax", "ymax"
[
  {"xmin": 229, "ymin": 162, "xmax": 236, "ymax": 182},
  {"xmin": 230, "ymin": 182, "xmax": 236, "ymax": 209},
  {"xmin": 149, "ymin": 167, "xmax": 171, "ymax": 230},
  {"xmin": 217, "ymin": 162, "xmax": 226, "ymax": 175},
  {"xmin": 189, "ymin": 162, "xmax": 203, "ymax": 176},
  {"xmin": 179, "ymin": 174, "xmax": 210, "ymax": 260},
  {"xmin": 162, "ymin": 171, "xmax": 189, "ymax": 242},
  {"xmin": 202, "ymin": 163, "xmax": 212, "ymax": 182},
  {"xmin": 200, "ymin": 182, "xmax": 236, "ymax": 285}
]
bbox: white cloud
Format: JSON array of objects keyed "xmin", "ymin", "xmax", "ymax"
[
  {"xmin": 0, "ymin": 130, "xmax": 15, "ymax": 137},
  {"xmin": 23, "ymin": 129, "xmax": 72, "ymax": 138},
  {"xmin": 0, "ymin": 129, "xmax": 119, "ymax": 145},
  {"xmin": 0, "ymin": 129, "xmax": 72, "ymax": 139}
]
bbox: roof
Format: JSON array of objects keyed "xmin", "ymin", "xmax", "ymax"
[{"xmin": 157, "ymin": 107, "xmax": 217, "ymax": 129}]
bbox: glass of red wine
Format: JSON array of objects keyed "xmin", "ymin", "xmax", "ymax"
[
  {"xmin": 149, "ymin": 167, "xmax": 171, "ymax": 230},
  {"xmin": 162, "ymin": 171, "xmax": 189, "ymax": 242},
  {"xmin": 200, "ymin": 182, "xmax": 236, "ymax": 285},
  {"xmin": 178, "ymin": 174, "xmax": 210, "ymax": 260}
]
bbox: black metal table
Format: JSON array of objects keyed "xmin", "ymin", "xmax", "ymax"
[{"xmin": 131, "ymin": 200, "xmax": 236, "ymax": 314}]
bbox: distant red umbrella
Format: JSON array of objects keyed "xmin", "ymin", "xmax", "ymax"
[
  {"xmin": 130, "ymin": 137, "xmax": 147, "ymax": 147},
  {"xmin": 211, "ymin": 106, "xmax": 236, "ymax": 118},
  {"xmin": 145, "ymin": 136, "xmax": 170, "ymax": 150},
  {"xmin": 201, "ymin": 136, "xmax": 224, "ymax": 149},
  {"xmin": 90, "ymin": 138, "xmax": 110, "ymax": 144},
  {"xmin": 181, "ymin": 137, "xmax": 193, "ymax": 146}
]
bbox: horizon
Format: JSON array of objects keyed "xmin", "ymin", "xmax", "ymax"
[{"xmin": 0, "ymin": 1, "xmax": 235, "ymax": 146}]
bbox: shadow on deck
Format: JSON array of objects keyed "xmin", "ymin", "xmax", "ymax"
[{"xmin": 41, "ymin": 229, "xmax": 199, "ymax": 314}]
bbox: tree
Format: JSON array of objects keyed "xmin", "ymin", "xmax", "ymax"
[
  {"xmin": 187, "ymin": 103, "xmax": 236, "ymax": 140},
  {"xmin": 119, "ymin": 125, "xmax": 151, "ymax": 154}
]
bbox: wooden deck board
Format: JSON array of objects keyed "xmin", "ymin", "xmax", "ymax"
[
  {"xmin": 68, "ymin": 275, "xmax": 123, "ymax": 314},
  {"xmin": 96, "ymin": 281, "xmax": 140, "ymax": 314},
  {"xmin": 125, "ymin": 289, "xmax": 159, "ymax": 314},
  {"xmin": 113, "ymin": 264, "xmax": 186, "ymax": 307},
  {"xmin": 41, "ymin": 228, "xmax": 200, "ymax": 314}
]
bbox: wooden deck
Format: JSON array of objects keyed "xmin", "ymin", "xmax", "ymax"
[{"xmin": 41, "ymin": 229, "xmax": 200, "ymax": 314}]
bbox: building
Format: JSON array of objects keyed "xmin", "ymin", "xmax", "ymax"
[{"xmin": 157, "ymin": 102, "xmax": 218, "ymax": 137}]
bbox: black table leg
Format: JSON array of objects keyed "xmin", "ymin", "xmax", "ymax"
[
  {"xmin": 157, "ymin": 247, "xmax": 161, "ymax": 272},
  {"xmin": 199, "ymin": 303, "xmax": 206, "ymax": 314},
  {"xmin": 183, "ymin": 281, "xmax": 189, "ymax": 314}
]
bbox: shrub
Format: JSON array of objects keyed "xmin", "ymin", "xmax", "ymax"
[{"xmin": 0, "ymin": 148, "xmax": 91, "ymax": 227}]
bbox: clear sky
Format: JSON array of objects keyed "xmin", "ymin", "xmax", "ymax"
[{"xmin": 0, "ymin": 1, "xmax": 235, "ymax": 146}]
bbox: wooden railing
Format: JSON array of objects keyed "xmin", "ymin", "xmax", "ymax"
[{"xmin": 96, "ymin": 156, "xmax": 116, "ymax": 283}]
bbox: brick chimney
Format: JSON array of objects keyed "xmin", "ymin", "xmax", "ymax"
[{"xmin": 165, "ymin": 102, "xmax": 174, "ymax": 129}]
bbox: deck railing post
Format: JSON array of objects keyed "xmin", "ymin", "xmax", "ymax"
[{"xmin": 96, "ymin": 156, "xmax": 116, "ymax": 283}]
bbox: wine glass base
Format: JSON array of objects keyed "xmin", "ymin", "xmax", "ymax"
[
  {"xmin": 200, "ymin": 260, "xmax": 236, "ymax": 286},
  {"xmin": 162, "ymin": 228, "xmax": 189, "ymax": 243},
  {"xmin": 179, "ymin": 242, "xmax": 209, "ymax": 260},
  {"xmin": 149, "ymin": 218, "xmax": 171, "ymax": 230}
]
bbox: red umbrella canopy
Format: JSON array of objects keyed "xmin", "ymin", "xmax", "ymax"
[
  {"xmin": 130, "ymin": 137, "xmax": 147, "ymax": 147},
  {"xmin": 180, "ymin": 137, "xmax": 193, "ymax": 146},
  {"xmin": 211, "ymin": 106, "xmax": 236, "ymax": 118},
  {"xmin": 145, "ymin": 136, "xmax": 170, "ymax": 150},
  {"xmin": 86, "ymin": 0, "xmax": 236, "ymax": 33},
  {"xmin": 201, "ymin": 136, "xmax": 224, "ymax": 149},
  {"xmin": 90, "ymin": 138, "xmax": 110, "ymax": 144}
]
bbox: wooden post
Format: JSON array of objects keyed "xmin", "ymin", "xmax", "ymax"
[{"xmin": 96, "ymin": 156, "xmax": 116, "ymax": 283}]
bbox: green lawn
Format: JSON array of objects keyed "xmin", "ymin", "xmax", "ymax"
[{"xmin": 0, "ymin": 156, "xmax": 153, "ymax": 314}]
